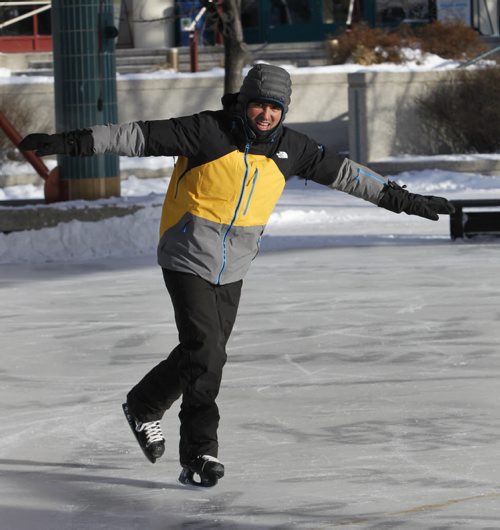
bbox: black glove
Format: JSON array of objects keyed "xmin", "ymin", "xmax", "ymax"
[
  {"xmin": 378, "ymin": 181, "xmax": 455, "ymax": 221},
  {"xmin": 19, "ymin": 129, "xmax": 94, "ymax": 157}
]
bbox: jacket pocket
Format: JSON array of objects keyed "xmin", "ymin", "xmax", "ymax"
[
  {"xmin": 252, "ymin": 230, "xmax": 264, "ymax": 261},
  {"xmin": 243, "ymin": 169, "xmax": 259, "ymax": 216},
  {"xmin": 174, "ymin": 169, "xmax": 189, "ymax": 199},
  {"xmin": 180, "ymin": 219, "xmax": 191, "ymax": 233}
]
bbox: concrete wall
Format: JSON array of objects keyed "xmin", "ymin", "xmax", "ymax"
[
  {"xmin": 0, "ymin": 69, "xmax": 476, "ymax": 170},
  {"xmin": 0, "ymin": 81, "xmax": 55, "ymax": 136},
  {"xmin": 286, "ymin": 71, "xmax": 349, "ymax": 153},
  {"xmin": 113, "ymin": 71, "xmax": 350, "ymax": 152},
  {"xmin": 0, "ymin": 70, "xmax": 350, "ymax": 153},
  {"xmin": 348, "ymin": 70, "xmax": 459, "ymax": 164}
]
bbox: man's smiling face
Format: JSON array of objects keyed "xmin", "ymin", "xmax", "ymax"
[{"xmin": 246, "ymin": 101, "xmax": 283, "ymax": 134}]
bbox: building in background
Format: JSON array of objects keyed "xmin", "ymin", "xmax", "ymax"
[
  {"xmin": 0, "ymin": 0, "xmax": 52, "ymax": 51},
  {"xmin": 0, "ymin": 0, "xmax": 498, "ymax": 53}
]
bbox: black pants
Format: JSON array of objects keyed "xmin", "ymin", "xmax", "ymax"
[{"xmin": 127, "ymin": 269, "xmax": 242, "ymax": 464}]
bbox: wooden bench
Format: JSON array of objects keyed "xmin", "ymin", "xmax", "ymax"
[{"xmin": 449, "ymin": 199, "xmax": 500, "ymax": 240}]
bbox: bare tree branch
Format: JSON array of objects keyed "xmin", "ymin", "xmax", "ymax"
[{"xmin": 221, "ymin": 0, "xmax": 249, "ymax": 93}]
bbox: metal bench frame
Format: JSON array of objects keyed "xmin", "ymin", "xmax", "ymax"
[{"xmin": 449, "ymin": 199, "xmax": 500, "ymax": 240}]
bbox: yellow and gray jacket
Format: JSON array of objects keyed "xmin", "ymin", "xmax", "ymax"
[{"xmin": 90, "ymin": 97, "xmax": 390, "ymax": 285}]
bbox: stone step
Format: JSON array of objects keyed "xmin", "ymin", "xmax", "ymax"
[
  {"xmin": 12, "ymin": 68, "xmax": 54, "ymax": 77},
  {"xmin": 11, "ymin": 41, "xmax": 331, "ymax": 76},
  {"xmin": 175, "ymin": 43, "xmax": 330, "ymax": 71},
  {"xmin": 115, "ymin": 47, "xmax": 172, "ymax": 56}
]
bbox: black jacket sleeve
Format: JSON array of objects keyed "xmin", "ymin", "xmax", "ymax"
[{"xmin": 90, "ymin": 114, "xmax": 205, "ymax": 157}]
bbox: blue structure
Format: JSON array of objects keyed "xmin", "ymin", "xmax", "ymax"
[
  {"xmin": 51, "ymin": 0, "xmax": 119, "ymax": 200},
  {"xmin": 176, "ymin": 1, "xmax": 207, "ymax": 46}
]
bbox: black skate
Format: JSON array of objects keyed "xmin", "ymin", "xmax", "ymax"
[
  {"xmin": 122, "ymin": 403, "xmax": 165, "ymax": 463},
  {"xmin": 178, "ymin": 455, "xmax": 225, "ymax": 487}
]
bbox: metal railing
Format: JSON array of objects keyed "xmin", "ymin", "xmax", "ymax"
[
  {"xmin": 0, "ymin": 109, "xmax": 62, "ymax": 203},
  {"xmin": 457, "ymin": 44, "xmax": 500, "ymax": 68}
]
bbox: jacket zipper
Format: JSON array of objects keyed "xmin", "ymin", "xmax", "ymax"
[
  {"xmin": 216, "ymin": 143, "xmax": 251, "ymax": 284},
  {"xmin": 243, "ymin": 168, "xmax": 258, "ymax": 216}
]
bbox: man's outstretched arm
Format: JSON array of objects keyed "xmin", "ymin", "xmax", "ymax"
[
  {"xmin": 334, "ymin": 158, "xmax": 455, "ymax": 221},
  {"xmin": 18, "ymin": 117, "xmax": 201, "ymax": 158},
  {"xmin": 18, "ymin": 123, "xmax": 147, "ymax": 157},
  {"xmin": 291, "ymin": 134, "xmax": 455, "ymax": 222}
]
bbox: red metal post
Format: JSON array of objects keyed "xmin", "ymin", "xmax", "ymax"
[
  {"xmin": 0, "ymin": 110, "xmax": 50, "ymax": 181},
  {"xmin": 189, "ymin": 30, "xmax": 198, "ymax": 72},
  {"xmin": 216, "ymin": 0, "xmax": 223, "ymax": 45},
  {"xmin": 33, "ymin": 12, "xmax": 39, "ymax": 51},
  {"xmin": 0, "ymin": 110, "xmax": 63, "ymax": 203}
]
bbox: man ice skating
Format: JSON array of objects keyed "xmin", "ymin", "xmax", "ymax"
[{"xmin": 20, "ymin": 63, "xmax": 455, "ymax": 487}]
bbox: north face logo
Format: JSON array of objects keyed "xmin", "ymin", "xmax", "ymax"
[{"xmin": 276, "ymin": 151, "xmax": 288, "ymax": 159}]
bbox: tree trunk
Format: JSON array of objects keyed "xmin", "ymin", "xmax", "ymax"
[{"xmin": 221, "ymin": 0, "xmax": 249, "ymax": 94}]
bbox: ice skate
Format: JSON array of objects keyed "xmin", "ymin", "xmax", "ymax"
[
  {"xmin": 122, "ymin": 402, "xmax": 165, "ymax": 463},
  {"xmin": 178, "ymin": 455, "xmax": 224, "ymax": 487}
]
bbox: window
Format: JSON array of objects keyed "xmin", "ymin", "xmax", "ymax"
[
  {"xmin": 0, "ymin": 6, "xmax": 33, "ymax": 36},
  {"xmin": 0, "ymin": 4, "xmax": 51, "ymax": 37},
  {"xmin": 322, "ymin": 0, "xmax": 350, "ymax": 24},
  {"xmin": 242, "ymin": 0, "xmax": 259, "ymax": 28},
  {"xmin": 269, "ymin": 0, "xmax": 312, "ymax": 26},
  {"xmin": 376, "ymin": 0, "xmax": 430, "ymax": 25}
]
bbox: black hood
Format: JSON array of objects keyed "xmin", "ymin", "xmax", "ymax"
[
  {"xmin": 237, "ymin": 64, "xmax": 292, "ymax": 115},
  {"xmin": 221, "ymin": 92, "xmax": 239, "ymax": 112}
]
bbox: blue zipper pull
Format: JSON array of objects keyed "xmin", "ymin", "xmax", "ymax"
[{"xmin": 243, "ymin": 169, "xmax": 259, "ymax": 216}]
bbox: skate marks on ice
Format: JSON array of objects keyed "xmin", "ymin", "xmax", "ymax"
[
  {"xmin": 0, "ymin": 458, "xmax": 185, "ymax": 530},
  {"xmin": 1, "ymin": 245, "xmax": 500, "ymax": 528},
  {"xmin": 219, "ymin": 245, "xmax": 500, "ymax": 527},
  {"xmin": 0, "ymin": 459, "xmax": 499, "ymax": 530}
]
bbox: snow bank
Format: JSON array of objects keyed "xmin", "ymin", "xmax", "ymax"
[{"xmin": 0, "ymin": 170, "xmax": 499, "ymax": 265}]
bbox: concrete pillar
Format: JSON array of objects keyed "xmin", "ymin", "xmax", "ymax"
[
  {"xmin": 51, "ymin": 0, "xmax": 120, "ymax": 200},
  {"xmin": 132, "ymin": 0, "xmax": 175, "ymax": 48},
  {"xmin": 477, "ymin": 0, "xmax": 499, "ymax": 35},
  {"xmin": 348, "ymin": 70, "xmax": 467, "ymax": 163}
]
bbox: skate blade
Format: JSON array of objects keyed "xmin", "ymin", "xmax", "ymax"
[
  {"xmin": 122, "ymin": 403, "xmax": 157, "ymax": 464},
  {"xmin": 178, "ymin": 468, "xmax": 219, "ymax": 488}
]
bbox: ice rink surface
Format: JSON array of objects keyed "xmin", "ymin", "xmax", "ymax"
[{"xmin": 1, "ymin": 240, "xmax": 500, "ymax": 529}]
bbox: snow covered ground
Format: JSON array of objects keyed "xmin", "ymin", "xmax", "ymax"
[
  {"xmin": 0, "ymin": 166, "xmax": 500, "ymax": 529},
  {"xmin": 1, "ymin": 165, "xmax": 500, "ymax": 264}
]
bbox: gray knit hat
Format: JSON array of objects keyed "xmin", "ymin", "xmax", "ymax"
[{"xmin": 237, "ymin": 64, "xmax": 292, "ymax": 115}]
